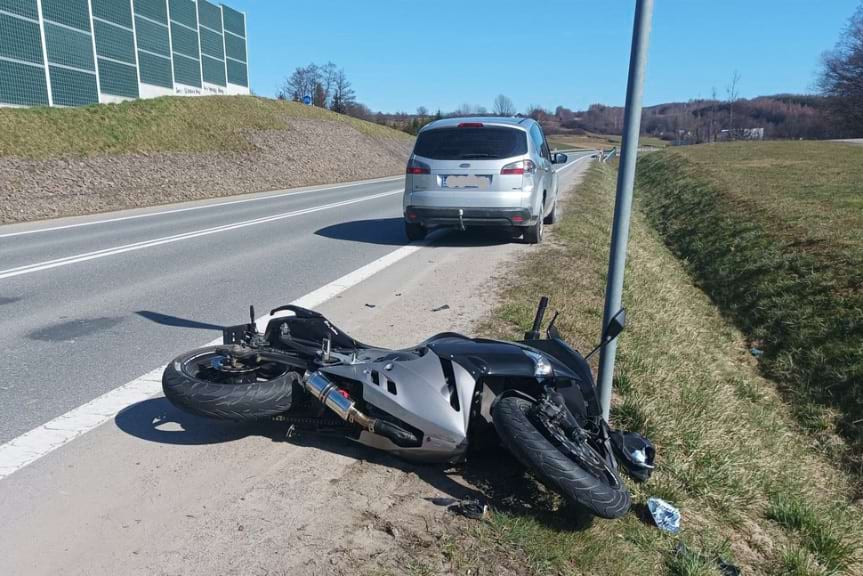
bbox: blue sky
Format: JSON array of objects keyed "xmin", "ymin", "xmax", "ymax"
[{"xmin": 225, "ymin": 0, "xmax": 859, "ymax": 113}]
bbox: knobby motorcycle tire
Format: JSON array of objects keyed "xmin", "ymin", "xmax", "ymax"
[
  {"xmin": 492, "ymin": 396, "xmax": 631, "ymax": 519},
  {"xmin": 162, "ymin": 346, "xmax": 297, "ymax": 421}
]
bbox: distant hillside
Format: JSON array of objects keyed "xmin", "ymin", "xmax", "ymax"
[
  {"xmin": 0, "ymin": 96, "xmax": 413, "ymax": 224},
  {"xmin": 548, "ymin": 94, "xmax": 843, "ymax": 143}
]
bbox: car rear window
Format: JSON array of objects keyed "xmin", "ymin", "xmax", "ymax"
[{"xmin": 413, "ymin": 127, "xmax": 528, "ymax": 160}]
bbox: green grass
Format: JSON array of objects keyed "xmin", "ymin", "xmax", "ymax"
[
  {"xmin": 0, "ymin": 95, "xmax": 411, "ymax": 158},
  {"xmin": 635, "ymin": 142, "xmax": 863, "ymax": 472},
  {"xmin": 443, "ymin": 161, "xmax": 863, "ymax": 575},
  {"xmin": 549, "ymin": 132, "xmax": 667, "ymax": 151}
]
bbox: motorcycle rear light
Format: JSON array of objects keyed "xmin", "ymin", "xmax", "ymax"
[
  {"xmin": 406, "ymin": 159, "xmax": 430, "ymax": 174},
  {"xmin": 501, "ymin": 160, "xmax": 535, "ymax": 175},
  {"xmin": 457, "ymin": 122, "xmax": 484, "ymax": 128}
]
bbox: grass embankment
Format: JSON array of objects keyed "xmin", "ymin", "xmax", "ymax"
[
  {"xmin": 451, "ymin": 160, "xmax": 861, "ymax": 576},
  {"xmin": 637, "ymin": 142, "xmax": 863, "ymax": 474},
  {"xmin": 0, "ymin": 95, "xmax": 411, "ymax": 158},
  {"xmin": 549, "ymin": 132, "xmax": 667, "ymax": 151}
]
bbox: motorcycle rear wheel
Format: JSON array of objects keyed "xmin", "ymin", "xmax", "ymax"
[
  {"xmin": 162, "ymin": 346, "xmax": 299, "ymax": 421},
  {"xmin": 492, "ymin": 396, "xmax": 631, "ymax": 519}
]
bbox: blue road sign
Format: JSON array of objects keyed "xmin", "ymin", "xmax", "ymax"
[{"xmin": 303, "ymin": 95, "xmax": 312, "ymax": 105}]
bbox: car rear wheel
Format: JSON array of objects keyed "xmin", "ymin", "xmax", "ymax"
[
  {"xmin": 544, "ymin": 200, "xmax": 559, "ymax": 225},
  {"xmin": 405, "ymin": 222, "xmax": 427, "ymax": 241},
  {"xmin": 524, "ymin": 211, "xmax": 544, "ymax": 244}
]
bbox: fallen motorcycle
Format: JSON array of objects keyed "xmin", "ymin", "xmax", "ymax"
[{"xmin": 163, "ymin": 297, "xmax": 652, "ymax": 519}]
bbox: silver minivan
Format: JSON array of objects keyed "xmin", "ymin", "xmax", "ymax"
[{"xmin": 402, "ymin": 117, "xmax": 567, "ymax": 243}]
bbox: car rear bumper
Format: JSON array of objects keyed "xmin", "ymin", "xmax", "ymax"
[{"xmin": 404, "ymin": 206, "xmax": 535, "ymax": 228}]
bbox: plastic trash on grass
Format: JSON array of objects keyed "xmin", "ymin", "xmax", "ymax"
[{"xmin": 647, "ymin": 497, "xmax": 680, "ymax": 534}]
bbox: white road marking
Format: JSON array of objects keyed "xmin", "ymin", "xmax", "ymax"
[
  {"xmin": 554, "ymin": 152, "xmax": 594, "ymax": 173},
  {"xmin": 0, "ymin": 154, "xmax": 594, "ymax": 480},
  {"xmin": 0, "ymin": 242, "xmax": 424, "ymax": 481},
  {"xmin": 0, "ymin": 176, "xmax": 403, "ymax": 239},
  {"xmin": 0, "ymin": 189, "xmax": 402, "ymax": 281}
]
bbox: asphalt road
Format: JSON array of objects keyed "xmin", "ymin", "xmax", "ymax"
[{"xmin": 0, "ymin": 152, "xmax": 592, "ymax": 444}]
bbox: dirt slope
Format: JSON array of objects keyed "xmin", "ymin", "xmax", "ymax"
[{"xmin": 0, "ymin": 97, "xmax": 413, "ymax": 224}]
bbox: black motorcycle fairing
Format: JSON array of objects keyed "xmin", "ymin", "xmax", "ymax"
[
  {"xmin": 425, "ymin": 336, "xmax": 581, "ymax": 381},
  {"xmin": 519, "ymin": 338, "xmax": 602, "ymax": 419}
]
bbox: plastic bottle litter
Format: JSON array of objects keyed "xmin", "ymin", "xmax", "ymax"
[{"xmin": 647, "ymin": 497, "xmax": 680, "ymax": 534}]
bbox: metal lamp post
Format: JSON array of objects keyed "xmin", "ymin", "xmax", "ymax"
[{"xmin": 596, "ymin": 0, "xmax": 655, "ymax": 422}]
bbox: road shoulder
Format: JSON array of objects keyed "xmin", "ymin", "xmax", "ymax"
[{"xmin": 0, "ymin": 163, "xmax": 590, "ymax": 576}]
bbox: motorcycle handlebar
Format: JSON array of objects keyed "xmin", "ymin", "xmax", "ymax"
[{"xmin": 525, "ymin": 296, "xmax": 549, "ymax": 340}]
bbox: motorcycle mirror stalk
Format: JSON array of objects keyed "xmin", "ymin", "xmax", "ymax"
[{"xmin": 585, "ymin": 308, "xmax": 627, "ymax": 361}]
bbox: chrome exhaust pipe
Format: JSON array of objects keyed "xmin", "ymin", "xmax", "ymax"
[
  {"xmin": 303, "ymin": 371, "xmax": 421, "ymax": 447},
  {"xmin": 304, "ymin": 371, "xmax": 373, "ymax": 431}
]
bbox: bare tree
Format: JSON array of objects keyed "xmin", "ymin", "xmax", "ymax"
[
  {"xmin": 726, "ymin": 70, "xmax": 741, "ymax": 137},
  {"xmin": 416, "ymin": 106, "xmax": 429, "ymax": 117},
  {"xmin": 279, "ymin": 65, "xmax": 315, "ymax": 101},
  {"xmin": 313, "ymin": 82, "xmax": 327, "ymax": 107},
  {"xmin": 320, "ymin": 62, "xmax": 338, "ymax": 105},
  {"xmin": 330, "ymin": 69, "xmax": 356, "ymax": 114},
  {"xmin": 453, "ymin": 103, "xmax": 486, "ymax": 116},
  {"xmin": 819, "ymin": 3, "xmax": 863, "ymax": 135},
  {"xmin": 345, "ymin": 102, "xmax": 372, "ymax": 120},
  {"xmin": 493, "ymin": 94, "xmax": 516, "ymax": 116},
  {"xmin": 278, "ymin": 62, "xmax": 358, "ymax": 110},
  {"xmin": 526, "ymin": 104, "xmax": 548, "ymax": 121}
]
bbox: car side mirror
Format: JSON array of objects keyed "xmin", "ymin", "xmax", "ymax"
[
  {"xmin": 602, "ymin": 308, "xmax": 626, "ymax": 342},
  {"xmin": 552, "ymin": 152, "xmax": 568, "ymax": 164}
]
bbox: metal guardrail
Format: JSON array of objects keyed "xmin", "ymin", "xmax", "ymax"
[{"xmin": 549, "ymin": 147, "xmax": 616, "ymax": 162}]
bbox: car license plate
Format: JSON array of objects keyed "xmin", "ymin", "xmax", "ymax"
[{"xmin": 442, "ymin": 175, "xmax": 491, "ymax": 189}]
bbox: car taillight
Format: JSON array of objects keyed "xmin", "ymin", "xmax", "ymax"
[
  {"xmin": 457, "ymin": 122, "xmax": 484, "ymax": 128},
  {"xmin": 501, "ymin": 160, "xmax": 536, "ymax": 175},
  {"xmin": 406, "ymin": 159, "xmax": 430, "ymax": 174}
]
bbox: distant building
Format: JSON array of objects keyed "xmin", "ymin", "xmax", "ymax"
[
  {"xmin": 719, "ymin": 128, "xmax": 765, "ymax": 141},
  {"xmin": 0, "ymin": 0, "xmax": 249, "ymax": 108}
]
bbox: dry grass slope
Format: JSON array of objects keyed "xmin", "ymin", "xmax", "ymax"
[
  {"xmin": 445, "ymin": 161, "xmax": 862, "ymax": 576},
  {"xmin": 0, "ymin": 95, "xmax": 411, "ymax": 158},
  {"xmin": 637, "ymin": 142, "xmax": 863, "ymax": 475}
]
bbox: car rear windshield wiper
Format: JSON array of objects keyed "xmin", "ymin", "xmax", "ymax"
[{"xmin": 459, "ymin": 154, "xmax": 498, "ymax": 159}]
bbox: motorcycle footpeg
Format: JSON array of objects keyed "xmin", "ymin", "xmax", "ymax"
[{"xmin": 214, "ymin": 344, "xmax": 257, "ymax": 359}]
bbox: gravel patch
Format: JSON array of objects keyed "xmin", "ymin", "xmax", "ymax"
[{"xmin": 0, "ymin": 119, "xmax": 412, "ymax": 224}]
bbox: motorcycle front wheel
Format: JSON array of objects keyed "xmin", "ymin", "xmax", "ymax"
[
  {"xmin": 162, "ymin": 346, "xmax": 300, "ymax": 421},
  {"xmin": 492, "ymin": 396, "xmax": 631, "ymax": 519}
]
